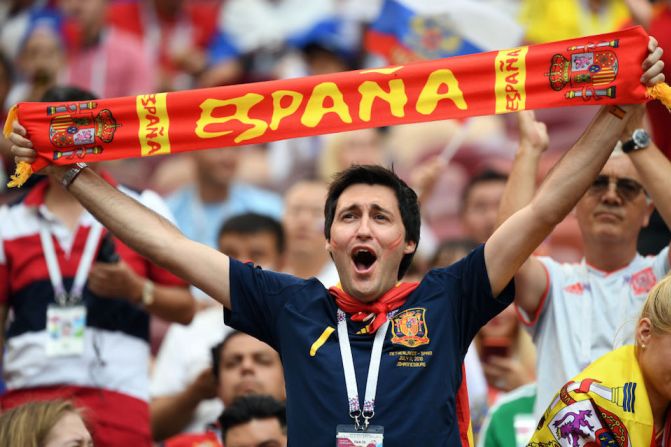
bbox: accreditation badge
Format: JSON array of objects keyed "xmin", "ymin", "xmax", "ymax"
[
  {"xmin": 336, "ymin": 425, "xmax": 383, "ymax": 446},
  {"xmin": 46, "ymin": 305, "xmax": 86, "ymax": 357}
]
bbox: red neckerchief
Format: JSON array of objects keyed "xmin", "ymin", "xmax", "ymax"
[{"xmin": 329, "ymin": 282, "xmax": 419, "ymax": 334}]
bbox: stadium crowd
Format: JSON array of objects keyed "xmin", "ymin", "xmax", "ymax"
[{"xmin": 1, "ymin": 0, "xmax": 671, "ymax": 446}]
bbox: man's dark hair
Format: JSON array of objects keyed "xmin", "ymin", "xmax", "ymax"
[
  {"xmin": 40, "ymin": 85, "xmax": 97, "ymax": 102},
  {"xmin": 219, "ymin": 395, "xmax": 286, "ymax": 441},
  {"xmin": 211, "ymin": 330, "xmax": 243, "ymax": 380},
  {"xmin": 218, "ymin": 213, "xmax": 285, "ymax": 255},
  {"xmin": 461, "ymin": 169, "xmax": 508, "ymax": 211},
  {"xmin": 324, "ymin": 165, "xmax": 420, "ymax": 279}
]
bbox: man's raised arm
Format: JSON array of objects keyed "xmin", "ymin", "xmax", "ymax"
[
  {"xmin": 9, "ymin": 123, "xmax": 233, "ymax": 309},
  {"xmin": 493, "ymin": 111, "xmax": 551, "ymax": 316},
  {"xmin": 485, "ymin": 38, "xmax": 665, "ymax": 297}
]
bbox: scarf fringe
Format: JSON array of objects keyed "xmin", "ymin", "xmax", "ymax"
[
  {"xmin": 647, "ymin": 82, "xmax": 671, "ymax": 111},
  {"xmin": 7, "ymin": 162, "xmax": 32, "ymax": 188},
  {"xmin": 3, "ymin": 105, "xmax": 16, "ymax": 138}
]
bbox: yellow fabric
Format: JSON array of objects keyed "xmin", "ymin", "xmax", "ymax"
[
  {"xmin": 528, "ymin": 345, "xmax": 653, "ymax": 446},
  {"xmin": 519, "ymin": 0, "xmax": 630, "ymax": 44},
  {"xmin": 648, "ymin": 83, "xmax": 671, "ymax": 112}
]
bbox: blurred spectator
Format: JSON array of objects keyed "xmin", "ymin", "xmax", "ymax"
[
  {"xmin": 151, "ymin": 213, "xmax": 285, "ymax": 440},
  {"xmin": 0, "ymin": 0, "xmax": 52, "ymax": 60},
  {"xmin": 518, "ymin": 0, "xmax": 630, "ymax": 43},
  {"xmin": 166, "ymin": 148, "xmax": 282, "ymax": 252},
  {"xmin": 218, "ymin": 213, "xmax": 285, "ymax": 271},
  {"xmin": 0, "ymin": 398, "xmax": 93, "ymax": 447},
  {"xmin": 476, "ymin": 383, "xmax": 537, "ymax": 447},
  {"xmin": 282, "ymin": 180, "xmax": 338, "ymax": 286},
  {"xmin": 475, "ymin": 305, "xmax": 536, "ymax": 401},
  {"xmin": 318, "ymin": 129, "xmax": 387, "ymax": 182},
  {"xmin": 498, "ymin": 107, "xmax": 671, "ymax": 421},
  {"xmin": 460, "ymin": 169, "xmax": 508, "ymax": 244},
  {"xmin": 160, "ymin": 331, "xmax": 286, "ymax": 446},
  {"xmin": 219, "ymin": 395, "xmax": 287, "ymax": 447},
  {"xmin": 58, "ymin": 0, "xmax": 154, "ymax": 97},
  {"xmin": 5, "ymin": 10, "xmax": 65, "ymax": 108},
  {"xmin": 204, "ymin": 0, "xmax": 338, "ymax": 85},
  {"xmin": 106, "ymin": 0, "xmax": 219, "ymax": 92},
  {"xmin": 0, "ymin": 86, "xmax": 195, "ymax": 447}
]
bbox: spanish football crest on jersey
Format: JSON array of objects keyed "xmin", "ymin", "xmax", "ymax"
[{"xmin": 390, "ymin": 308, "xmax": 430, "ymax": 348}]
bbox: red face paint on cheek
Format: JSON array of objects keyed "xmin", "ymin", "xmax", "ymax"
[{"xmin": 388, "ymin": 234, "xmax": 404, "ymax": 250}]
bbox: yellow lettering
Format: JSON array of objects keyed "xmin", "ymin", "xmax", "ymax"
[
  {"xmin": 494, "ymin": 46, "xmax": 528, "ymax": 114},
  {"xmin": 300, "ymin": 82, "xmax": 352, "ymax": 128},
  {"xmin": 416, "ymin": 69, "xmax": 467, "ymax": 115},
  {"xmin": 358, "ymin": 79, "xmax": 407, "ymax": 122},
  {"xmin": 270, "ymin": 90, "xmax": 303, "ymax": 131},
  {"xmin": 195, "ymin": 93, "xmax": 268, "ymax": 143}
]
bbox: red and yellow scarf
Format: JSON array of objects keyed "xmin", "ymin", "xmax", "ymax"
[{"xmin": 5, "ymin": 26, "xmax": 670, "ymax": 188}]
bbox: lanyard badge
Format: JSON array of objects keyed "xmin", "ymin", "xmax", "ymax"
[
  {"xmin": 39, "ymin": 219, "xmax": 102, "ymax": 357},
  {"xmin": 336, "ymin": 309, "xmax": 390, "ymax": 445}
]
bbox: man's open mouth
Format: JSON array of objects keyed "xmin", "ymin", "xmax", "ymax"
[{"xmin": 352, "ymin": 248, "xmax": 377, "ymax": 273}]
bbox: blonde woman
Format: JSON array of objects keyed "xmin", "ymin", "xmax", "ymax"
[
  {"xmin": 529, "ymin": 274, "xmax": 671, "ymax": 446},
  {"xmin": 0, "ymin": 399, "xmax": 93, "ymax": 447}
]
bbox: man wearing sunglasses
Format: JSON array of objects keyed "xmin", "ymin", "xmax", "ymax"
[{"xmin": 499, "ymin": 107, "xmax": 671, "ymax": 422}]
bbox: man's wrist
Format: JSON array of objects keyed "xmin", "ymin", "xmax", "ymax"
[
  {"xmin": 60, "ymin": 163, "xmax": 88, "ymax": 189},
  {"xmin": 516, "ymin": 143, "xmax": 544, "ymax": 159}
]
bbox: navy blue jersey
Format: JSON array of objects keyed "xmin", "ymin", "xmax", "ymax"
[{"xmin": 225, "ymin": 244, "xmax": 514, "ymax": 446}]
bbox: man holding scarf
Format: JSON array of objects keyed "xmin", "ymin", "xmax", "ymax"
[{"xmin": 7, "ymin": 39, "xmax": 665, "ymax": 446}]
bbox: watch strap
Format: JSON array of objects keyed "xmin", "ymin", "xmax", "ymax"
[{"xmin": 61, "ymin": 163, "xmax": 88, "ymax": 189}]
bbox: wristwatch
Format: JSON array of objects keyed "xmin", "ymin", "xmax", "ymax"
[
  {"xmin": 622, "ymin": 128, "xmax": 651, "ymax": 153},
  {"xmin": 61, "ymin": 162, "xmax": 88, "ymax": 189}
]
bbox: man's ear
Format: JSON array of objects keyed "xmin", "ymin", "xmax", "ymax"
[
  {"xmin": 404, "ymin": 240, "xmax": 417, "ymax": 255},
  {"xmin": 325, "ymin": 240, "xmax": 335, "ymax": 261},
  {"xmin": 641, "ymin": 200, "xmax": 655, "ymax": 228}
]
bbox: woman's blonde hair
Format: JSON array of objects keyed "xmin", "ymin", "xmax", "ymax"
[
  {"xmin": 0, "ymin": 399, "xmax": 86, "ymax": 447},
  {"xmin": 640, "ymin": 273, "xmax": 671, "ymax": 334}
]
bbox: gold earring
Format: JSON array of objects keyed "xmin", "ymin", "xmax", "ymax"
[{"xmin": 641, "ymin": 344, "xmax": 647, "ymax": 349}]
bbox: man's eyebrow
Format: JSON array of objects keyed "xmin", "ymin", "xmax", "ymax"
[
  {"xmin": 370, "ymin": 203, "xmax": 390, "ymax": 213},
  {"xmin": 337, "ymin": 204, "xmax": 360, "ymax": 214}
]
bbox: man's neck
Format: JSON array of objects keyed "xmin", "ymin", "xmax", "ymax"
[
  {"xmin": 582, "ymin": 238, "xmax": 638, "ymax": 272},
  {"xmin": 44, "ymin": 179, "xmax": 84, "ymax": 231},
  {"xmin": 196, "ymin": 180, "xmax": 230, "ymax": 204},
  {"xmin": 284, "ymin": 249, "xmax": 330, "ymax": 279}
]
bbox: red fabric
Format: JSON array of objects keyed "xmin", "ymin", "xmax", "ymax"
[
  {"xmin": 0, "ymin": 385, "xmax": 151, "ymax": 447},
  {"xmin": 329, "ymin": 282, "xmax": 419, "ymax": 333},
  {"xmin": 456, "ymin": 364, "xmax": 473, "ymax": 447},
  {"xmin": 6, "ymin": 27, "xmax": 653, "ymax": 175},
  {"xmin": 164, "ymin": 432, "xmax": 221, "ymax": 447},
  {"xmin": 646, "ymin": 5, "xmax": 671, "ymax": 159}
]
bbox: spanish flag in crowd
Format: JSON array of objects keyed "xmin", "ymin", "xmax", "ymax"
[
  {"xmin": 528, "ymin": 345, "xmax": 670, "ymax": 447},
  {"xmin": 4, "ymin": 26, "xmax": 671, "ymax": 188}
]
